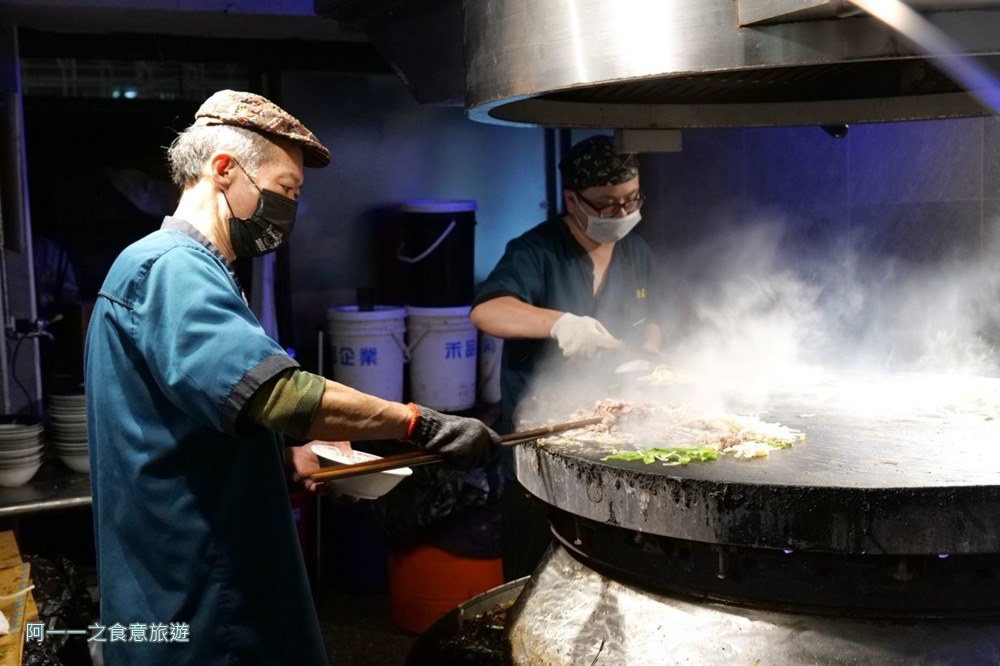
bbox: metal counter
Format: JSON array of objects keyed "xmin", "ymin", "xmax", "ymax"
[{"xmin": 0, "ymin": 461, "xmax": 91, "ymax": 518}]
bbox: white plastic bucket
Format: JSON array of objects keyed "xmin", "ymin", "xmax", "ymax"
[
  {"xmin": 478, "ymin": 333, "xmax": 503, "ymax": 404},
  {"xmin": 326, "ymin": 306, "xmax": 407, "ymax": 402},
  {"xmin": 406, "ymin": 305, "xmax": 477, "ymax": 411}
]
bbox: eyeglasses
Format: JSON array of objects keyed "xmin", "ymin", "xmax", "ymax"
[{"xmin": 574, "ymin": 191, "xmax": 646, "ymax": 219}]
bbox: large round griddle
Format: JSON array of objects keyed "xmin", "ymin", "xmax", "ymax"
[{"xmin": 515, "ymin": 381, "xmax": 1000, "ymax": 555}]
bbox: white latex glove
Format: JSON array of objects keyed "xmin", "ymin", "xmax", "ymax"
[{"xmin": 549, "ymin": 313, "xmax": 623, "ymax": 358}]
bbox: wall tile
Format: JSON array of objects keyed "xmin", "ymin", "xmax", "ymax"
[
  {"xmin": 638, "ymin": 200, "xmax": 749, "ymax": 257},
  {"xmin": 984, "ymin": 198, "xmax": 1000, "ymax": 252},
  {"xmin": 849, "ymin": 119, "xmax": 983, "ymax": 204},
  {"xmin": 757, "ymin": 202, "xmax": 851, "ymax": 270},
  {"xmin": 985, "ymin": 116, "xmax": 1000, "ymax": 200},
  {"xmin": 744, "ymin": 126, "xmax": 850, "ymax": 207},
  {"xmin": 848, "ymin": 201, "xmax": 982, "ymax": 264},
  {"xmin": 641, "ymin": 128, "xmax": 747, "ymax": 215}
]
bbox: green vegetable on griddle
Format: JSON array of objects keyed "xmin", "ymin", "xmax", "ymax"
[{"xmin": 602, "ymin": 446, "xmax": 718, "ymax": 465}]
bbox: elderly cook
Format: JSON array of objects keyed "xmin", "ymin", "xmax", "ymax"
[
  {"xmin": 85, "ymin": 89, "xmax": 499, "ymax": 665},
  {"xmin": 470, "ymin": 134, "xmax": 662, "ymax": 580}
]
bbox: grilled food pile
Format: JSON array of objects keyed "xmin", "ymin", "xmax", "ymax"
[{"xmin": 540, "ymin": 395, "xmax": 803, "ymax": 466}]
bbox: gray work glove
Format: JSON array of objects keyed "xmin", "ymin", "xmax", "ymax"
[
  {"xmin": 550, "ymin": 312, "xmax": 623, "ymax": 358},
  {"xmin": 405, "ymin": 404, "xmax": 500, "ymax": 469}
]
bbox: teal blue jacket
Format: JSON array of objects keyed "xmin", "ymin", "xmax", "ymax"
[{"xmin": 85, "ymin": 217, "xmax": 325, "ymax": 665}]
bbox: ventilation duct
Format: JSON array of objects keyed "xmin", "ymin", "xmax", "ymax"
[{"xmin": 320, "ymin": 0, "xmax": 1000, "ymax": 128}]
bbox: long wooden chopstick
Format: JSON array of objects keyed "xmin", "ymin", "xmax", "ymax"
[
  {"xmin": 309, "ymin": 451, "xmax": 441, "ymax": 481},
  {"xmin": 497, "ymin": 416, "xmax": 604, "ymax": 446},
  {"xmin": 309, "ymin": 416, "xmax": 604, "ymax": 482}
]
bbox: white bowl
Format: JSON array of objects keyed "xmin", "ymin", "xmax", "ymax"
[
  {"xmin": 53, "ymin": 440, "xmax": 89, "ymax": 450},
  {"xmin": 0, "ymin": 462, "xmax": 41, "ymax": 488},
  {"xmin": 52, "ymin": 429, "xmax": 87, "ymax": 439},
  {"xmin": 47, "ymin": 393, "xmax": 85, "ymax": 403},
  {"xmin": 0, "ymin": 443, "xmax": 45, "ymax": 459},
  {"xmin": 59, "ymin": 454, "xmax": 90, "ymax": 474},
  {"xmin": 48, "ymin": 414, "xmax": 88, "ymax": 425},
  {"xmin": 0, "ymin": 421, "xmax": 44, "ymax": 443},
  {"xmin": 311, "ymin": 444, "xmax": 412, "ymax": 500},
  {"xmin": 0, "ymin": 453, "xmax": 44, "ymax": 469},
  {"xmin": 52, "ymin": 446, "xmax": 89, "ymax": 456},
  {"xmin": 48, "ymin": 426, "xmax": 88, "ymax": 439},
  {"xmin": 0, "ymin": 435, "xmax": 42, "ymax": 449}
]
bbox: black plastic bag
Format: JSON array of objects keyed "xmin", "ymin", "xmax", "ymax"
[
  {"xmin": 372, "ymin": 461, "xmax": 505, "ymax": 559},
  {"xmin": 22, "ymin": 555, "xmax": 95, "ymax": 666}
]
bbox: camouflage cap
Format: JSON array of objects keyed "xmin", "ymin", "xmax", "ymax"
[
  {"xmin": 193, "ymin": 89, "xmax": 331, "ymax": 168},
  {"xmin": 558, "ymin": 135, "xmax": 639, "ymax": 191}
]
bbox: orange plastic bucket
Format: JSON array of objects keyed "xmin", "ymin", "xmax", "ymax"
[{"xmin": 388, "ymin": 543, "xmax": 503, "ymax": 634}]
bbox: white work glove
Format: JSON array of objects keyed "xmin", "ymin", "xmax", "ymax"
[{"xmin": 549, "ymin": 313, "xmax": 623, "ymax": 358}]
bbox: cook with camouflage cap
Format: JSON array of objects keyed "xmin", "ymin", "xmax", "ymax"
[
  {"xmin": 193, "ymin": 89, "xmax": 331, "ymax": 168},
  {"xmin": 171, "ymin": 89, "xmax": 333, "ymax": 260},
  {"xmin": 85, "ymin": 86, "xmax": 501, "ymax": 666}
]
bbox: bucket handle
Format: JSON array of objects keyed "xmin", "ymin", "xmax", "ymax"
[
  {"xmin": 397, "ymin": 220, "xmax": 457, "ymax": 264},
  {"xmin": 392, "ymin": 330, "xmax": 411, "ymax": 363},
  {"xmin": 406, "ymin": 328, "xmax": 431, "ymax": 358}
]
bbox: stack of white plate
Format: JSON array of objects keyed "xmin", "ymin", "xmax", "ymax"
[
  {"xmin": 46, "ymin": 393, "xmax": 89, "ymax": 474},
  {"xmin": 0, "ymin": 418, "xmax": 45, "ymax": 487}
]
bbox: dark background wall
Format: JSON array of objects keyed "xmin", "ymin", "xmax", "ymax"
[
  {"xmin": 24, "ymin": 98, "xmax": 187, "ymax": 300},
  {"xmin": 631, "ymin": 118, "xmax": 1000, "ymax": 375},
  {"xmin": 638, "ymin": 119, "xmax": 1000, "ymax": 265}
]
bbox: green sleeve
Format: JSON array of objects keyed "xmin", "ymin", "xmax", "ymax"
[{"xmin": 243, "ymin": 368, "xmax": 326, "ymax": 440}]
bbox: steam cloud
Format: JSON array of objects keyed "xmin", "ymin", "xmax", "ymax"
[
  {"xmin": 517, "ymin": 212, "xmax": 1000, "ymax": 424},
  {"xmin": 658, "ymin": 215, "xmax": 1000, "ymax": 375},
  {"xmin": 650, "ymin": 212, "xmax": 1000, "ymax": 413}
]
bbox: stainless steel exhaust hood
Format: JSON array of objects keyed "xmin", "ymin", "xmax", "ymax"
[
  {"xmin": 463, "ymin": 0, "xmax": 1000, "ymax": 128},
  {"xmin": 319, "ymin": 0, "xmax": 1000, "ymax": 129}
]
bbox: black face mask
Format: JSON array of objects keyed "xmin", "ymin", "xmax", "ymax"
[{"xmin": 225, "ymin": 163, "xmax": 298, "ymax": 258}]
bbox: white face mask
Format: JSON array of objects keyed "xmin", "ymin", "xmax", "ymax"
[{"xmin": 576, "ymin": 208, "xmax": 642, "ymax": 244}]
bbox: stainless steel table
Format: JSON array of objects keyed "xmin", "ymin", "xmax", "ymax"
[{"xmin": 0, "ymin": 461, "xmax": 91, "ymax": 518}]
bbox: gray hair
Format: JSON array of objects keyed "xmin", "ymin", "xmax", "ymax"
[{"xmin": 166, "ymin": 124, "xmax": 275, "ymax": 188}]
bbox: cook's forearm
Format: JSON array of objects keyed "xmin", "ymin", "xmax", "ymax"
[
  {"xmin": 305, "ymin": 380, "xmax": 412, "ymax": 441},
  {"xmin": 470, "ymin": 296, "xmax": 562, "ymax": 339}
]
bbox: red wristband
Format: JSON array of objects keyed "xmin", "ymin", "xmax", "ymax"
[{"xmin": 405, "ymin": 402, "xmax": 420, "ymax": 440}]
